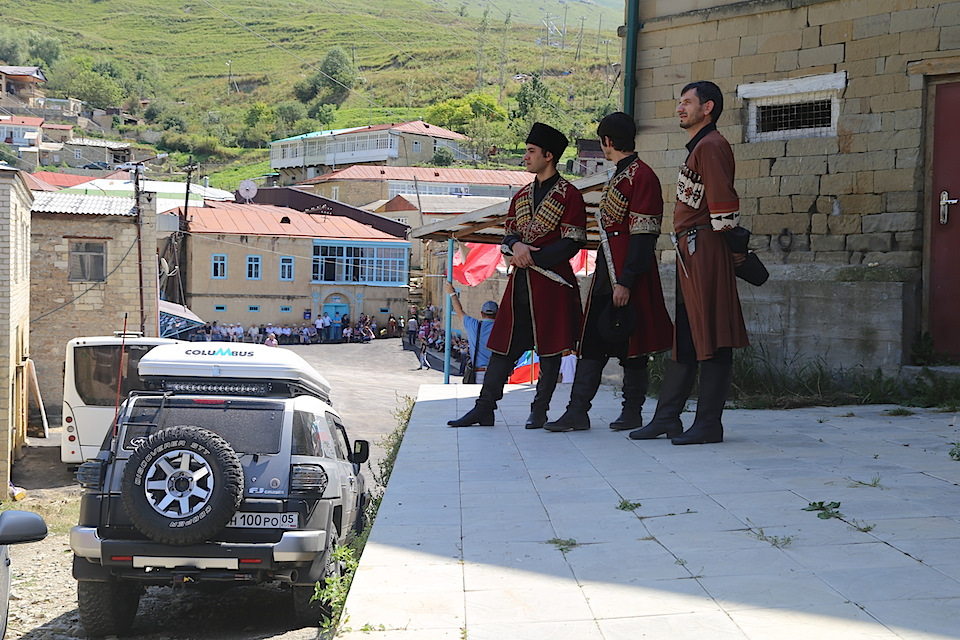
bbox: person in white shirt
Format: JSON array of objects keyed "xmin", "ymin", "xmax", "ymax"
[{"xmin": 249, "ymin": 324, "xmax": 260, "ymax": 343}]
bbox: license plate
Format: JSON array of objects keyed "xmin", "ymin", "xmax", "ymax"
[{"xmin": 227, "ymin": 512, "xmax": 299, "ymax": 529}]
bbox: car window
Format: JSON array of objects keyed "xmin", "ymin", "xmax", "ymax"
[
  {"xmin": 124, "ymin": 398, "xmax": 284, "ymax": 454},
  {"xmin": 324, "ymin": 412, "xmax": 348, "ymax": 460},
  {"xmin": 291, "ymin": 410, "xmax": 319, "ymax": 456}
]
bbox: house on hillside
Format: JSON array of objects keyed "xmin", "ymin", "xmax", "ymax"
[
  {"xmin": 175, "ymin": 201, "xmax": 410, "ymax": 330},
  {"xmin": 1, "ymin": 115, "xmax": 43, "ymax": 149},
  {"xmin": 297, "ymin": 165, "xmax": 533, "ymax": 208},
  {"xmin": 270, "ymin": 121, "xmax": 472, "ymax": 185},
  {"xmin": 0, "ymin": 166, "xmax": 34, "ymax": 491},
  {"xmin": 48, "ymin": 137, "xmax": 132, "ymax": 169},
  {"xmin": 30, "ymin": 192, "xmax": 160, "ymax": 409},
  {"xmin": 622, "ymin": 0, "xmax": 960, "ymax": 370},
  {"xmin": 573, "ymin": 138, "xmax": 608, "ymax": 176},
  {"xmin": 0, "ymin": 66, "xmax": 47, "ymax": 109}
]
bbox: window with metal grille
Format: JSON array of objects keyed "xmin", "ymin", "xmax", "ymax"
[
  {"xmin": 738, "ymin": 72, "xmax": 846, "ymax": 143},
  {"xmin": 68, "ymin": 241, "xmax": 106, "ymax": 281}
]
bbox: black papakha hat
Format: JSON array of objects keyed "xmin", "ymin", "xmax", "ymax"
[{"xmin": 526, "ymin": 122, "xmax": 568, "ymax": 160}]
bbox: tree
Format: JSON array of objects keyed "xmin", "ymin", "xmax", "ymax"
[
  {"xmin": 26, "ymin": 31, "xmax": 61, "ymax": 67},
  {"xmin": 244, "ymin": 102, "xmax": 275, "ymax": 128},
  {"xmin": 432, "ymin": 146, "xmax": 454, "ymax": 166},
  {"xmin": 275, "ymin": 101, "xmax": 308, "ymax": 127},
  {"xmin": 308, "ymin": 102, "xmax": 337, "ymax": 128},
  {"xmin": 0, "ymin": 142, "xmax": 19, "ymax": 166},
  {"xmin": 423, "ymin": 98, "xmax": 474, "ymax": 132},
  {"xmin": 0, "ymin": 27, "xmax": 24, "ymax": 65},
  {"xmin": 316, "ymin": 47, "xmax": 356, "ymax": 100},
  {"xmin": 515, "ymin": 74, "xmax": 552, "ymax": 120}
]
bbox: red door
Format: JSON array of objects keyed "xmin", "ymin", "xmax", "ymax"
[{"xmin": 930, "ymin": 82, "xmax": 960, "ymax": 357}]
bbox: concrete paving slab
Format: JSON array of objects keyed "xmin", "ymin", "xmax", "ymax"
[{"xmin": 340, "ymin": 384, "xmax": 960, "ymax": 639}]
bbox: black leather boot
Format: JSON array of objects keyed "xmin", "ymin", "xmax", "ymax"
[
  {"xmin": 672, "ymin": 359, "xmax": 732, "ymax": 445},
  {"xmin": 525, "ymin": 355, "xmax": 561, "ymax": 429},
  {"xmin": 629, "ymin": 359, "xmax": 697, "ymax": 440},
  {"xmin": 544, "ymin": 358, "xmax": 605, "ymax": 432},
  {"xmin": 448, "ymin": 353, "xmax": 514, "ymax": 427},
  {"xmin": 609, "ymin": 364, "xmax": 649, "ymax": 431}
]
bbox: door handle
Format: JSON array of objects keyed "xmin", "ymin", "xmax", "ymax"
[{"xmin": 941, "ymin": 190, "xmax": 958, "ymax": 224}]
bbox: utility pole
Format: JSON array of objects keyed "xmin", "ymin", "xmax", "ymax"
[
  {"xmin": 575, "ymin": 16, "xmax": 585, "ymax": 61},
  {"xmin": 133, "ymin": 166, "xmax": 146, "ymax": 333},
  {"xmin": 596, "ymin": 15, "xmax": 603, "ymax": 53},
  {"xmin": 561, "ymin": 6, "xmax": 568, "ymax": 50}
]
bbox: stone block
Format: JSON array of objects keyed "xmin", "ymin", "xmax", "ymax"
[
  {"xmin": 792, "ymin": 195, "xmax": 818, "ymax": 213},
  {"xmin": 890, "ymin": 8, "xmax": 936, "ymax": 33},
  {"xmin": 785, "ymin": 137, "xmax": 839, "ymax": 157},
  {"xmin": 738, "ymin": 159, "xmax": 762, "ymax": 180},
  {"xmin": 894, "ymin": 230, "xmax": 924, "ymax": 250},
  {"xmin": 707, "ymin": 37, "xmax": 742, "ymax": 60},
  {"xmin": 815, "ymin": 251, "xmax": 854, "ymax": 264},
  {"xmin": 941, "ymin": 25, "xmax": 960, "ymax": 49},
  {"xmin": 899, "ymin": 28, "xmax": 940, "ymax": 54},
  {"xmin": 838, "ymin": 193, "xmax": 883, "ymax": 215},
  {"xmin": 820, "ymin": 172, "xmax": 856, "ymax": 195},
  {"xmin": 771, "ymin": 155, "xmax": 827, "ymax": 177},
  {"xmin": 784, "ymin": 251, "xmax": 816, "ymax": 264},
  {"xmin": 885, "ymin": 191, "xmax": 921, "ymax": 212},
  {"xmin": 758, "ymin": 30, "xmax": 803, "ymax": 54},
  {"xmin": 802, "ymin": 26, "xmax": 821, "ymax": 49},
  {"xmin": 846, "ymin": 34, "xmax": 899, "ymax": 61},
  {"xmin": 808, "ymin": 0, "xmax": 900, "ymax": 26},
  {"xmin": 849, "ymin": 251, "xmax": 864, "ymax": 264},
  {"xmin": 735, "ymin": 140, "xmax": 786, "ymax": 160},
  {"xmin": 717, "ymin": 14, "xmax": 762, "ymax": 40},
  {"xmin": 894, "ymin": 108, "xmax": 922, "ymax": 131},
  {"xmin": 853, "ymin": 13, "xmax": 891, "ymax": 39},
  {"xmin": 733, "ymin": 53, "xmax": 778, "ymax": 76},
  {"xmin": 812, "ymin": 214, "xmax": 828, "ymax": 234},
  {"xmin": 672, "ymin": 43, "xmax": 701, "ymax": 65},
  {"xmin": 827, "ymin": 213, "xmax": 862, "ymax": 234},
  {"xmin": 856, "ymin": 171, "xmax": 875, "ymax": 194},
  {"xmin": 861, "ymin": 211, "xmax": 921, "ymax": 233},
  {"xmin": 863, "ymin": 250, "xmax": 921, "ymax": 267},
  {"xmin": 838, "ymin": 113, "xmax": 883, "ymax": 135},
  {"xmin": 759, "ymin": 196, "xmax": 793, "ymax": 215},
  {"xmin": 936, "ymin": 2, "xmax": 960, "ymax": 27},
  {"xmin": 811, "ymin": 234, "xmax": 847, "ymax": 251},
  {"xmin": 752, "ymin": 212, "xmax": 811, "ymax": 235},
  {"xmin": 740, "ymin": 35, "xmax": 759, "ymax": 56},
  {"xmin": 692, "ymin": 60, "xmax": 714, "ymax": 81},
  {"xmin": 776, "ymin": 50, "xmax": 799, "ymax": 72},
  {"xmin": 871, "ymin": 91, "xmax": 922, "ymax": 113},
  {"xmin": 780, "ymin": 174, "xmax": 821, "ymax": 196},
  {"xmin": 873, "ymin": 168, "xmax": 918, "ymax": 192},
  {"xmin": 740, "ymin": 197, "xmax": 759, "ymax": 217},
  {"xmin": 740, "ymin": 177, "xmax": 781, "ymax": 198},
  {"xmin": 847, "ymin": 233, "xmax": 893, "ymax": 252},
  {"xmin": 714, "ymin": 57, "xmax": 733, "ymax": 79},
  {"xmin": 639, "ymin": 48, "xmax": 672, "ymax": 70},
  {"xmin": 798, "ymin": 44, "xmax": 845, "ymax": 68},
  {"xmin": 828, "ymin": 151, "xmax": 895, "ymax": 174},
  {"xmin": 664, "ymin": 24, "xmax": 703, "ymax": 48},
  {"xmin": 821, "ymin": 19, "xmax": 853, "ymax": 45}
]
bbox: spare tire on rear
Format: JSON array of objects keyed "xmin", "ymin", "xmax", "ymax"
[{"xmin": 121, "ymin": 426, "xmax": 243, "ymax": 545}]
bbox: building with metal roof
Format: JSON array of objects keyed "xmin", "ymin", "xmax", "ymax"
[
  {"xmin": 270, "ymin": 120, "xmax": 473, "ymax": 185},
  {"xmin": 176, "ymin": 201, "xmax": 411, "ymax": 330}
]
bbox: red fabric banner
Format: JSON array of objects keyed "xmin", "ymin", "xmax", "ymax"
[{"xmin": 452, "ymin": 242, "xmax": 503, "ymax": 286}]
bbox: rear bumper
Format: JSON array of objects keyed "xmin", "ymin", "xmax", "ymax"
[{"xmin": 70, "ymin": 526, "xmax": 328, "ymax": 565}]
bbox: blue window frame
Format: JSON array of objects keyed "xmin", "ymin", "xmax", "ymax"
[
  {"xmin": 248, "ymin": 305, "xmax": 260, "ymax": 312},
  {"xmin": 211, "ymin": 254, "xmax": 227, "ymax": 279},
  {"xmin": 214, "ymin": 305, "xmax": 226, "ymax": 312},
  {"xmin": 246, "ymin": 255, "xmax": 262, "ymax": 280},
  {"xmin": 280, "ymin": 306, "xmax": 292, "ymax": 313},
  {"xmin": 280, "ymin": 256, "xmax": 295, "ymax": 281},
  {"xmin": 311, "ymin": 240, "xmax": 409, "ymax": 285}
]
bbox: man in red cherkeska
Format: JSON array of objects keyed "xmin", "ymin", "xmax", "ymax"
[
  {"xmin": 630, "ymin": 80, "xmax": 749, "ymax": 445},
  {"xmin": 545, "ymin": 112, "xmax": 673, "ymax": 433},
  {"xmin": 448, "ymin": 122, "xmax": 587, "ymax": 428}
]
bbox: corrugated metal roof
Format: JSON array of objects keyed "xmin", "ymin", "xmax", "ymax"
[
  {"xmin": 31, "ymin": 192, "xmax": 136, "ymax": 216},
  {"xmin": 391, "ymin": 194, "xmax": 507, "ymax": 214},
  {"xmin": 0, "ymin": 115, "xmax": 43, "ymax": 127},
  {"xmin": 184, "ymin": 201, "xmax": 406, "ymax": 242},
  {"xmin": 30, "ymin": 171, "xmax": 99, "ymax": 188},
  {"xmin": 41, "ymin": 123, "xmax": 74, "ymax": 130},
  {"xmin": 411, "ymin": 172, "xmax": 610, "ymax": 249},
  {"xmin": 22, "ymin": 172, "xmax": 59, "ymax": 192},
  {"xmin": 273, "ymin": 121, "xmax": 466, "ymax": 144},
  {"xmin": 300, "ymin": 165, "xmax": 535, "ymax": 187},
  {"xmin": 67, "ymin": 137, "xmax": 131, "ymax": 150}
]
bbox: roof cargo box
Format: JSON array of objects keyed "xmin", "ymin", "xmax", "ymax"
[{"xmin": 138, "ymin": 343, "xmax": 331, "ymax": 402}]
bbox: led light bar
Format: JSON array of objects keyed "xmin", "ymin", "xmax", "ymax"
[{"xmin": 161, "ymin": 381, "xmax": 269, "ymax": 395}]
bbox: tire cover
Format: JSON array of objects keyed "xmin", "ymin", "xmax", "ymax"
[{"xmin": 121, "ymin": 426, "xmax": 243, "ymax": 546}]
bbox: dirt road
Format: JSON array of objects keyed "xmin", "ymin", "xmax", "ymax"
[{"xmin": 7, "ymin": 338, "xmax": 446, "ymax": 640}]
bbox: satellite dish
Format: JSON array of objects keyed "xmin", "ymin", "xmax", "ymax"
[{"xmin": 238, "ymin": 180, "xmax": 258, "ymax": 203}]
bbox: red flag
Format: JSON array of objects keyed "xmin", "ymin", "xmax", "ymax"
[
  {"xmin": 453, "ymin": 242, "xmax": 503, "ymax": 286},
  {"xmin": 569, "ymin": 249, "xmax": 597, "ymax": 276}
]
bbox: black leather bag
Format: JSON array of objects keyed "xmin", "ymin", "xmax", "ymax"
[{"xmin": 462, "ymin": 361, "xmax": 477, "ymax": 384}]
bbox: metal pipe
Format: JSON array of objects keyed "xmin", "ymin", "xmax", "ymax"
[
  {"xmin": 623, "ymin": 0, "xmax": 641, "ymax": 118},
  {"xmin": 444, "ymin": 237, "xmax": 454, "ymax": 384}
]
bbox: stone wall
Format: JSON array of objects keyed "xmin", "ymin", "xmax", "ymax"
[
  {"xmin": 0, "ymin": 169, "xmax": 34, "ymax": 489},
  {"xmin": 634, "ymin": 0, "xmax": 959, "ymax": 269},
  {"xmin": 30, "ymin": 201, "xmax": 159, "ymax": 409}
]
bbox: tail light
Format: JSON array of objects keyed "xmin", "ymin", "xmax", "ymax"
[
  {"xmin": 290, "ymin": 464, "xmax": 328, "ymax": 494},
  {"xmin": 76, "ymin": 459, "xmax": 106, "ymax": 491}
]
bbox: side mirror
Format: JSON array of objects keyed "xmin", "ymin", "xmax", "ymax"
[
  {"xmin": 351, "ymin": 440, "xmax": 370, "ymax": 465},
  {"xmin": 0, "ymin": 510, "xmax": 47, "ymax": 545}
]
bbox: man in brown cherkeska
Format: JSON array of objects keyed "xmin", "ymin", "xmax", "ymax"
[{"xmin": 630, "ymin": 80, "xmax": 749, "ymax": 445}]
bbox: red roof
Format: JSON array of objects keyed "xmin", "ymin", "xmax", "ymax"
[
  {"xmin": 1, "ymin": 116, "xmax": 43, "ymax": 127},
  {"xmin": 344, "ymin": 120, "xmax": 467, "ymax": 141},
  {"xmin": 184, "ymin": 201, "xmax": 402, "ymax": 241},
  {"xmin": 22, "ymin": 172, "xmax": 59, "ymax": 191},
  {"xmin": 300, "ymin": 165, "xmax": 534, "ymax": 187},
  {"xmin": 30, "ymin": 171, "xmax": 96, "ymax": 188},
  {"xmin": 41, "ymin": 123, "xmax": 73, "ymax": 130}
]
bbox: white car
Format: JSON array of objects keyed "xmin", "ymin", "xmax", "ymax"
[{"xmin": 113, "ymin": 162, "xmax": 140, "ymax": 171}]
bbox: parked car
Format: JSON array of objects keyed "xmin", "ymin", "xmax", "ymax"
[
  {"xmin": 0, "ymin": 511, "xmax": 48, "ymax": 639},
  {"xmin": 70, "ymin": 343, "xmax": 369, "ymax": 637},
  {"xmin": 112, "ymin": 161, "xmax": 140, "ymax": 171},
  {"xmin": 81, "ymin": 162, "xmax": 110, "ymax": 170}
]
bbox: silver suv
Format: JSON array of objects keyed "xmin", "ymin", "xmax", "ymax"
[{"xmin": 70, "ymin": 344, "xmax": 369, "ymax": 637}]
